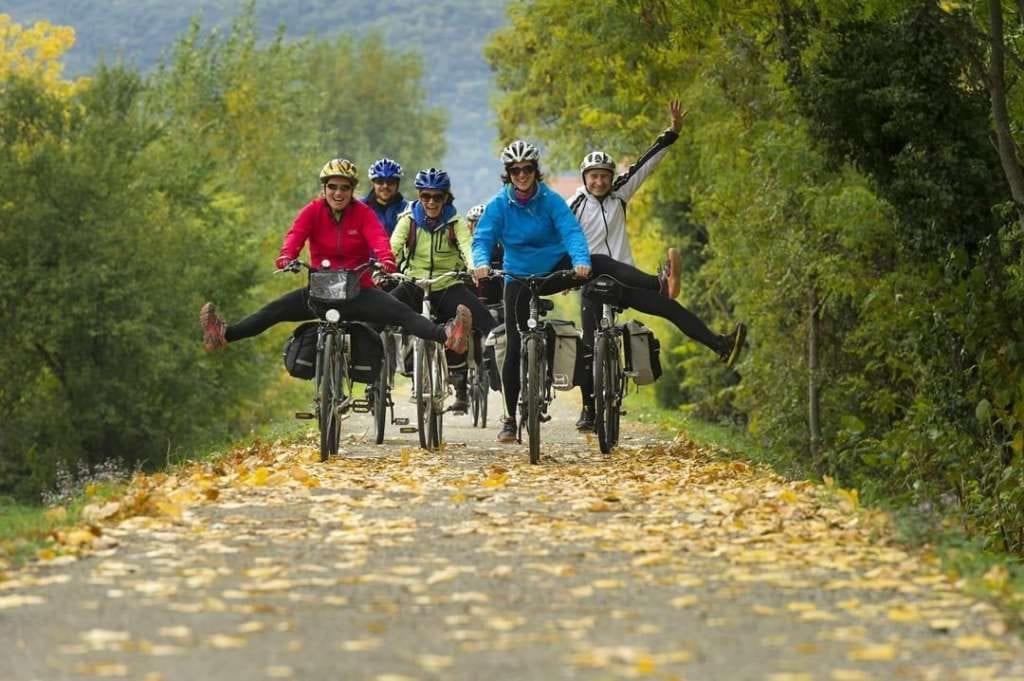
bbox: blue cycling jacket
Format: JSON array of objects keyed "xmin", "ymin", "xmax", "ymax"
[{"xmin": 471, "ymin": 182, "xmax": 591, "ymax": 276}]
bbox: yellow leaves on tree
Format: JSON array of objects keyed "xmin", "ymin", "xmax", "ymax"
[{"xmin": 0, "ymin": 14, "xmax": 78, "ymax": 96}]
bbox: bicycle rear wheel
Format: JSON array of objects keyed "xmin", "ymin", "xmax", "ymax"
[
  {"xmin": 318, "ymin": 334, "xmax": 342, "ymax": 461},
  {"xmin": 525, "ymin": 336, "xmax": 542, "ymax": 464}
]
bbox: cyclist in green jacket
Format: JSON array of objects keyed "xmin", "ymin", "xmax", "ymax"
[{"xmin": 390, "ymin": 168, "xmax": 497, "ymax": 413}]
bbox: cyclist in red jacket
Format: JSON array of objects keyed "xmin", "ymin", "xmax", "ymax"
[{"xmin": 200, "ymin": 158, "xmax": 471, "ymax": 354}]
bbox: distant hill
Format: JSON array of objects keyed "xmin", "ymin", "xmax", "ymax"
[{"xmin": 3, "ymin": 0, "xmax": 508, "ymax": 206}]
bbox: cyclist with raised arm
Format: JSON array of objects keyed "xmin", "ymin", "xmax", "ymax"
[
  {"xmin": 389, "ymin": 169, "xmax": 496, "ymax": 414},
  {"xmin": 569, "ymin": 101, "xmax": 747, "ymax": 431},
  {"xmin": 473, "ymin": 141, "xmax": 681, "ymax": 443},
  {"xmin": 361, "ymin": 157, "xmax": 408, "ymax": 236},
  {"xmin": 199, "ymin": 158, "xmax": 471, "ymax": 355}
]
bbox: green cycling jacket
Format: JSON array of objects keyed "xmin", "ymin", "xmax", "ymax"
[{"xmin": 389, "ymin": 208, "xmax": 474, "ymax": 292}]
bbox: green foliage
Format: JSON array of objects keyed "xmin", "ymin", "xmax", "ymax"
[
  {"xmin": 487, "ymin": 0, "xmax": 1024, "ymax": 553},
  {"xmin": 0, "ymin": 11, "xmax": 447, "ymax": 501}
]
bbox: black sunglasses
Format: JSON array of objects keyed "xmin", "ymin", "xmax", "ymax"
[
  {"xmin": 419, "ymin": 192, "xmax": 446, "ymax": 204},
  {"xmin": 508, "ymin": 165, "xmax": 536, "ymax": 177}
]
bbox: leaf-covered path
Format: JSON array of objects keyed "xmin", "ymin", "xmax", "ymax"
[{"xmin": 3, "ymin": 395, "xmax": 1024, "ymax": 680}]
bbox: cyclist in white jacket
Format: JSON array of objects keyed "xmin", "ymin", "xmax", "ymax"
[{"xmin": 570, "ymin": 101, "xmax": 746, "ymax": 431}]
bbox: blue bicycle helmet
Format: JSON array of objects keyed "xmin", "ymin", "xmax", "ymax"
[
  {"xmin": 413, "ymin": 167, "xmax": 451, "ymax": 192},
  {"xmin": 368, "ymin": 157, "xmax": 404, "ymax": 180}
]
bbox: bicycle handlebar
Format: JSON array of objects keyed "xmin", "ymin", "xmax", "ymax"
[
  {"xmin": 382, "ymin": 270, "xmax": 474, "ymax": 288},
  {"xmin": 491, "ymin": 269, "xmax": 580, "ymax": 288},
  {"xmin": 275, "ymin": 259, "xmax": 378, "ymax": 275}
]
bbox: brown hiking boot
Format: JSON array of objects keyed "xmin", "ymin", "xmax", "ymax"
[
  {"xmin": 443, "ymin": 304, "xmax": 473, "ymax": 354},
  {"xmin": 199, "ymin": 302, "xmax": 227, "ymax": 351},
  {"xmin": 657, "ymin": 247, "xmax": 682, "ymax": 299}
]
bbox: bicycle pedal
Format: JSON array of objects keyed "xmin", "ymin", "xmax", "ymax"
[
  {"xmin": 399, "ymin": 426, "xmax": 418, "ymax": 434},
  {"xmin": 393, "ymin": 417, "xmax": 409, "ymax": 425},
  {"xmin": 619, "ymin": 410, "xmax": 627, "ymax": 416},
  {"xmin": 294, "ymin": 412, "xmax": 315, "ymax": 420},
  {"xmin": 350, "ymin": 400, "xmax": 371, "ymax": 413}
]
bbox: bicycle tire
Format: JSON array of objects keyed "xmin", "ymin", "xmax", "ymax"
[
  {"xmin": 318, "ymin": 333, "xmax": 341, "ymax": 461},
  {"xmin": 526, "ymin": 336, "xmax": 542, "ymax": 464},
  {"xmin": 430, "ymin": 344, "xmax": 444, "ymax": 448},
  {"xmin": 470, "ymin": 367, "xmax": 481, "ymax": 427},
  {"xmin": 478, "ymin": 366, "xmax": 489, "ymax": 429},
  {"xmin": 373, "ymin": 371, "xmax": 387, "ymax": 446},
  {"xmin": 415, "ymin": 340, "xmax": 432, "ymax": 450},
  {"xmin": 594, "ymin": 335, "xmax": 618, "ymax": 454}
]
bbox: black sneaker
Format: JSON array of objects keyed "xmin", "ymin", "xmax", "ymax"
[
  {"xmin": 720, "ymin": 323, "xmax": 747, "ymax": 369},
  {"xmin": 575, "ymin": 406, "xmax": 595, "ymax": 432},
  {"xmin": 497, "ymin": 418, "xmax": 517, "ymax": 443}
]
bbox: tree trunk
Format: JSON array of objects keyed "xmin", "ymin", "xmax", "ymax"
[
  {"xmin": 808, "ymin": 287, "xmax": 822, "ymax": 471},
  {"xmin": 986, "ymin": 0, "xmax": 1024, "ymax": 230}
]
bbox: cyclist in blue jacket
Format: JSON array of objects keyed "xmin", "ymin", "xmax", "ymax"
[{"xmin": 472, "ymin": 140, "xmax": 690, "ymax": 443}]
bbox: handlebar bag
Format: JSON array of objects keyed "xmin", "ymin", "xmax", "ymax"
[{"xmin": 309, "ymin": 269, "xmax": 362, "ymax": 305}]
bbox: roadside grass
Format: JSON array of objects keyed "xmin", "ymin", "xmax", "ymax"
[
  {"xmin": 0, "ymin": 379, "xmax": 316, "ymax": 569},
  {"xmin": 624, "ymin": 388, "xmax": 1024, "ymax": 627}
]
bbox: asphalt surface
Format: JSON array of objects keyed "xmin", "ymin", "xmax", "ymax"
[{"xmin": 2, "ymin": 387, "xmax": 1024, "ymax": 681}]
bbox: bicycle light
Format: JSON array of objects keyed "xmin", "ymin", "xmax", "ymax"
[
  {"xmin": 321, "ymin": 259, "xmax": 331, "ymax": 268},
  {"xmin": 527, "ymin": 318, "xmax": 537, "ymax": 329},
  {"xmin": 325, "ymin": 308, "xmax": 341, "ymax": 323}
]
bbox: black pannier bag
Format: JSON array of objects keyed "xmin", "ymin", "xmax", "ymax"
[
  {"xmin": 347, "ymin": 322, "xmax": 384, "ymax": 384},
  {"xmin": 283, "ymin": 322, "xmax": 318, "ymax": 380},
  {"xmin": 622, "ymin": 320, "xmax": 663, "ymax": 386}
]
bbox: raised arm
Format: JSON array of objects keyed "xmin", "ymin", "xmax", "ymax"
[{"xmin": 612, "ymin": 100, "xmax": 686, "ymax": 202}]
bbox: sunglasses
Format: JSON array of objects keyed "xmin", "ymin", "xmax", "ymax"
[
  {"xmin": 508, "ymin": 165, "xmax": 536, "ymax": 177},
  {"xmin": 325, "ymin": 182, "xmax": 354, "ymax": 192},
  {"xmin": 373, "ymin": 179, "xmax": 398, "ymax": 187},
  {"xmin": 419, "ymin": 192, "xmax": 446, "ymax": 204}
]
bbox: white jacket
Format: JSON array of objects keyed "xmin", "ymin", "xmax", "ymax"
[{"xmin": 567, "ymin": 129, "xmax": 679, "ymax": 265}]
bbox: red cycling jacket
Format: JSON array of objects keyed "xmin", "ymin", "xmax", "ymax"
[{"xmin": 276, "ymin": 198, "xmax": 397, "ymax": 287}]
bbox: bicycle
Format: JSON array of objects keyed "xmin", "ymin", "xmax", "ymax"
[
  {"xmin": 281, "ymin": 259, "xmax": 378, "ymax": 461},
  {"xmin": 582, "ymin": 275, "xmax": 628, "ymax": 454},
  {"xmin": 382, "ymin": 270, "xmax": 475, "ymax": 450},
  {"xmin": 494, "ymin": 269, "xmax": 580, "ymax": 464},
  {"xmin": 369, "ymin": 322, "xmax": 414, "ymax": 444},
  {"xmin": 468, "ymin": 301, "xmax": 503, "ymax": 426}
]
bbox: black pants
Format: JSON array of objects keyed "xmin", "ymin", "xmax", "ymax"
[
  {"xmin": 576, "ymin": 263, "xmax": 725, "ymax": 409},
  {"xmin": 390, "ymin": 281, "xmax": 497, "ymax": 364},
  {"xmin": 225, "ymin": 286, "xmax": 446, "ymax": 344},
  {"xmin": 503, "ymin": 254, "xmax": 726, "ymax": 418}
]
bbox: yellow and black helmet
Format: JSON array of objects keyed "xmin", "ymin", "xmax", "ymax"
[{"xmin": 319, "ymin": 158, "xmax": 359, "ymax": 185}]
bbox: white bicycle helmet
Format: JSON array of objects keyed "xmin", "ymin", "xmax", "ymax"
[
  {"xmin": 500, "ymin": 140, "xmax": 540, "ymax": 165},
  {"xmin": 466, "ymin": 204, "xmax": 486, "ymax": 222},
  {"xmin": 580, "ymin": 150, "xmax": 616, "ymax": 174}
]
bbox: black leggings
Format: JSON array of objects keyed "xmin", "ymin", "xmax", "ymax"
[
  {"xmin": 390, "ymin": 282, "xmax": 498, "ymax": 366},
  {"xmin": 577, "ymin": 267, "xmax": 725, "ymax": 408},
  {"xmin": 503, "ymin": 254, "xmax": 725, "ymax": 417},
  {"xmin": 225, "ymin": 286, "xmax": 446, "ymax": 344}
]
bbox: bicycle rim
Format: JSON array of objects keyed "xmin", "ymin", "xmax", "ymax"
[
  {"xmin": 594, "ymin": 335, "xmax": 611, "ymax": 454},
  {"xmin": 526, "ymin": 336, "xmax": 541, "ymax": 464},
  {"xmin": 609, "ymin": 346, "xmax": 622, "ymax": 448}
]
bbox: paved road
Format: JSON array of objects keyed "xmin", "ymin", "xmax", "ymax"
[{"xmin": 3, "ymin": 388, "xmax": 1024, "ymax": 680}]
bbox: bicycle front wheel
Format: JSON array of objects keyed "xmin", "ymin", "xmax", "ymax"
[
  {"xmin": 430, "ymin": 344, "xmax": 445, "ymax": 448},
  {"xmin": 525, "ymin": 335, "xmax": 542, "ymax": 464},
  {"xmin": 594, "ymin": 335, "xmax": 619, "ymax": 454},
  {"xmin": 318, "ymin": 333, "xmax": 342, "ymax": 462},
  {"xmin": 414, "ymin": 340, "xmax": 433, "ymax": 450}
]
